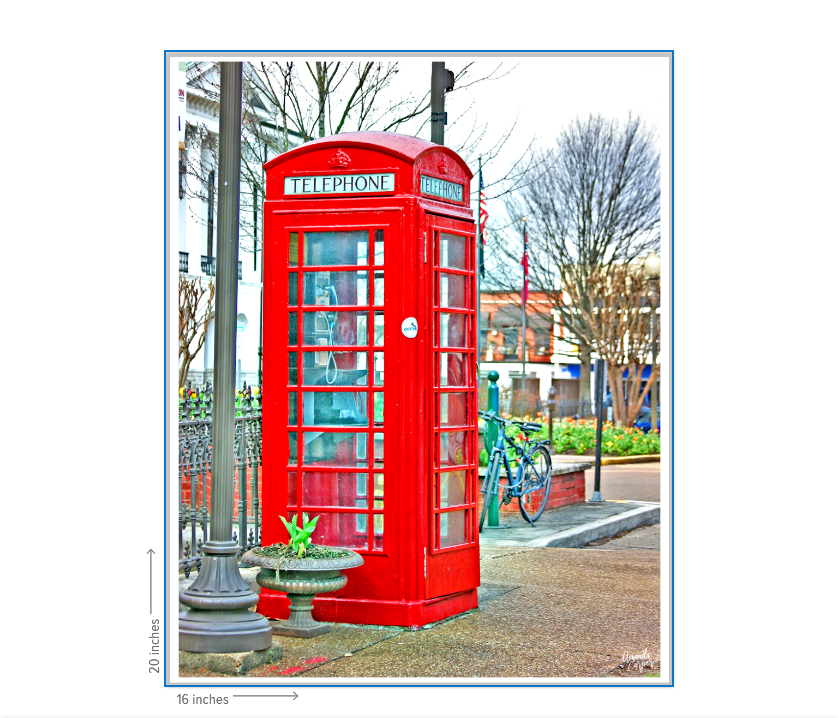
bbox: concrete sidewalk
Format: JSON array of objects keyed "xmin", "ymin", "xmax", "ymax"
[
  {"xmin": 480, "ymin": 499, "xmax": 660, "ymax": 548},
  {"xmin": 178, "ymin": 497, "xmax": 662, "ymax": 680},
  {"xmin": 179, "ymin": 539, "xmax": 661, "ymax": 680}
]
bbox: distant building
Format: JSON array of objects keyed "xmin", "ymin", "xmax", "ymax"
[{"xmin": 478, "ymin": 290, "xmax": 589, "ymax": 416}]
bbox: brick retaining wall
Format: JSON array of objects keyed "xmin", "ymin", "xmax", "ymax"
[{"xmin": 479, "ymin": 461, "xmax": 590, "ymax": 513}]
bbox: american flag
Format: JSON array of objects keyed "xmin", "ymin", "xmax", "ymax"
[
  {"xmin": 521, "ymin": 231, "xmax": 529, "ymax": 303},
  {"xmin": 478, "ymin": 169, "xmax": 487, "ymax": 277},
  {"xmin": 479, "ymin": 172, "xmax": 488, "ymax": 244}
]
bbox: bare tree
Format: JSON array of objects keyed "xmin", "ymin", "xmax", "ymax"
[
  {"xmin": 564, "ymin": 263, "xmax": 659, "ymax": 427},
  {"xmin": 179, "ymin": 275, "xmax": 215, "ymax": 388},
  {"xmin": 182, "ymin": 60, "xmax": 525, "ymax": 263},
  {"xmin": 487, "ymin": 113, "xmax": 660, "ymax": 410}
]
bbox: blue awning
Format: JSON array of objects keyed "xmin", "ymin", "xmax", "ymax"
[{"xmin": 559, "ymin": 364, "xmax": 655, "ymax": 380}]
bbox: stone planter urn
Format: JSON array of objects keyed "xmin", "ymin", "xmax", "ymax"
[{"xmin": 241, "ymin": 546, "xmax": 363, "ymax": 638}]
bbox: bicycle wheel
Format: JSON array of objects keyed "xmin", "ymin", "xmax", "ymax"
[
  {"xmin": 478, "ymin": 452, "xmax": 501, "ymax": 532},
  {"xmin": 519, "ymin": 445, "xmax": 552, "ymax": 523}
]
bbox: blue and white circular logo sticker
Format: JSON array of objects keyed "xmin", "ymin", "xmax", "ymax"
[{"xmin": 401, "ymin": 317, "xmax": 418, "ymax": 339}]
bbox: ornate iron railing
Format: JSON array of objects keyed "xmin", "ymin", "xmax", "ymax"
[
  {"xmin": 200, "ymin": 255, "xmax": 215, "ymax": 276},
  {"xmin": 200, "ymin": 256, "xmax": 242, "ymax": 280},
  {"xmin": 179, "ymin": 251, "xmax": 189, "ymax": 273},
  {"xmin": 178, "ymin": 385, "xmax": 263, "ymax": 576}
]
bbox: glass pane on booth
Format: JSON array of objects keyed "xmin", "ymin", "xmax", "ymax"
[
  {"xmin": 438, "ymin": 470, "xmax": 467, "ymax": 507},
  {"xmin": 303, "ymin": 271, "xmax": 368, "ymax": 306},
  {"xmin": 288, "ymin": 273, "xmax": 298, "ymax": 305},
  {"xmin": 288, "ymin": 391, "xmax": 298, "ymax": 425},
  {"xmin": 439, "ymin": 273, "xmax": 469, "ymax": 309},
  {"xmin": 439, "ymin": 352, "xmax": 469, "ymax": 387},
  {"xmin": 373, "ymin": 352, "xmax": 385, "ymax": 386},
  {"xmin": 302, "ymin": 311, "xmax": 368, "ymax": 346},
  {"xmin": 288, "ymin": 312, "xmax": 298, "ymax": 345},
  {"xmin": 288, "ymin": 431, "xmax": 298, "ymax": 464},
  {"xmin": 439, "ymin": 511, "xmax": 468, "ymax": 548},
  {"xmin": 304, "ymin": 230, "xmax": 368, "ymax": 266},
  {"xmin": 374, "ymin": 272, "xmax": 385, "ymax": 305},
  {"xmin": 439, "ymin": 392, "xmax": 468, "ymax": 426},
  {"xmin": 288, "ymin": 352, "xmax": 298, "ymax": 385},
  {"xmin": 301, "ymin": 351, "xmax": 368, "ymax": 386},
  {"xmin": 303, "ymin": 432, "xmax": 367, "ymax": 465},
  {"xmin": 310, "ymin": 512, "xmax": 368, "ymax": 550},
  {"xmin": 289, "ymin": 232, "xmax": 299, "ymax": 267},
  {"xmin": 302, "ymin": 391, "xmax": 369, "ymax": 427},
  {"xmin": 439, "ymin": 431, "xmax": 468, "ymax": 468},
  {"xmin": 439, "ymin": 313, "xmax": 468, "ymax": 348},
  {"xmin": 302, "ymin": 472, "xmax": 368, "ymax": 508},
  {"xmin": 439, "ymin": 232, "xmax": 467, "ymax": 270},
  {"xmin": 373, "ymin": 311, "xmax": 385, "ymax": 345},
  {"xmin": 287, "ymin": 472, "xmax": 297, "ymax": 505},
  {"xmin": 374, "ymin": 229, "xmax": 384, "ymax": 264}
]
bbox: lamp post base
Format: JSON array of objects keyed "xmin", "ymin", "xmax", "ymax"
[{"xmin": 179, "ymin": 541, "xmax": 273, "ymax": 653}]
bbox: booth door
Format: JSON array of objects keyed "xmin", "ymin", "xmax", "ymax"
[
  {"xmin": 276, "ymin": 211, "xmax": 397, "ymax": 565},
  {"xmin": 424, "ymin": 213, "xmax": 480, "ymax": 599}
]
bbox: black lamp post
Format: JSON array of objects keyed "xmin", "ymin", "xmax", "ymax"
[
  {"xmin": 179, "ymin": 62, "xmax": 273, "ymax": 654},
  {"xmin": 643, "ymin": 253, "xmax": 661, "ymax": 434}
]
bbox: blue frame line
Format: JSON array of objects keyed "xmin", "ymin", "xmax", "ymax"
[
  {"xmin": 163, "ymin": 49, "xmax": 675, "ymax": 690},
  {"xmin": 164, "ymin": 51, "xmax": 171, "ymax": 686}
]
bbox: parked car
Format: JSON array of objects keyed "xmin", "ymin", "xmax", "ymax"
[{"xmin": 633, "ymin": 406, "xmax": 660, "ymax": 433}]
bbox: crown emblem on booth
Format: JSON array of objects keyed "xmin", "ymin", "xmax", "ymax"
[
  {"xmin": 328, "ymin": 150, "xmax": 351, "ymax": 169},
  {"xmin": 438, "ymin": 157, "xmax": 448, "ymax": 174}
]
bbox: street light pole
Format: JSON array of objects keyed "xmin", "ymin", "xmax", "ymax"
[
  {"xmin": 430, "ymin": 62, "xmax": 454, "ymax": 145},
  {"xmin": 590, "ymin": 358, "xmax": 605, "ymax": 502},
  {"xmin": 521, "ymin": 217, "xmax": 527, "ymax": 417},
  {"xmin": 644, "ymin": 253, "xmax": 661, "ymax": 434},
  {"xmin": 179, "ymin": 62, "xmax": 273, "ymax": 654}
]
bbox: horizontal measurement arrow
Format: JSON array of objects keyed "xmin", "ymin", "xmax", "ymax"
[{"xmin": 234, "ymin": 693, "xmax": 298, "ymax": 700}]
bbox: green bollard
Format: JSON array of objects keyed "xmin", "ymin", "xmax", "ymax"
[{"xmin": 487, "ymin": 371, "xmax": 500, "ymax": 528}]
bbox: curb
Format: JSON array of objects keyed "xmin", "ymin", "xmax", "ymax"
[
  {"xmin": 555, "ymin": 454, "xmax": 660, "ymax": 466},
  {"xmin": 525, "ymin": 503, "xmax": 660, "ymax": 548}
]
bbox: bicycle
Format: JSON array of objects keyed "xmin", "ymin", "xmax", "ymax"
[{"xmin": 478, "ymin": 410, "xmax": 553, "ymax": 531}]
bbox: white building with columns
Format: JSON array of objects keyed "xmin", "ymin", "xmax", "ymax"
[{"xmin": 177, "ymin": 61, "xmax": 299, "ymax": 390}]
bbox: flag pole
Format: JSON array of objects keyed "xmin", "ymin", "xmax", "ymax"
[{"xmin": 476, "ymin": 156, "xmax": 482, "ymax": 382}]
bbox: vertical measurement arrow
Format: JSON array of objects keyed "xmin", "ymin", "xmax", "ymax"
[{"xmin": 147, "ymin": 549, "xmax": 155, "ymax": 614}]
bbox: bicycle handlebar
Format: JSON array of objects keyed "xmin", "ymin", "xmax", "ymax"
[{"xmin": 479, "ymin": 411, "xmax": 543, "ymax": 433}]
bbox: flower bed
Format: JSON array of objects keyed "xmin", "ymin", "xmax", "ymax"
[
  {"xmin": 478, "ymin": 415, "xmax": 659, "ymax": 465},
  {"xmin": 552, "ymin": 418, "xmax": 660, "ymax": 456}
]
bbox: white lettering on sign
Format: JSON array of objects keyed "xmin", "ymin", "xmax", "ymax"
[
  {"xmin": 401, "ymin": 317, "xmax": 418, "ymax": 339},
  {"xmin": 284, "ymin": 173, "xmax": 395, "ymax": 196},
  {"xmin": 420, "ymin": 175, "xmax": 463, "ymax": 202}
]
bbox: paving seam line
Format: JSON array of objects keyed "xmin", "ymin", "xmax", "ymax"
[
  {"xmin": 477, "ymin": 586, "xmax": 520, "ymax": 606},
  {"xmin": 525, "ymin": 504, "xmax": 661, "ymax": 549},
  {"xmin": 279, "ymin": 627, "xmax": 404, "ymax": 676},
  {"xmin": 480, "ymin": 548, "xmax": 535, "ymax": 560}
]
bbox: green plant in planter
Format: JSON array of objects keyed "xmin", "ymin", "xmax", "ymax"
[
  {"xmin": 242, "ymin": 512, "xmax": 363, "ymax": 638},
  {"xmin": 279, "ymin": 513, "xmax": 319, "ymax": 557}
]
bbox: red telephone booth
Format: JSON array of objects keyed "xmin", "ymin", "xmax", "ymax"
[{"xmin": 258, "ymin": 132, "xmax": 479, "ymax": 627}]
